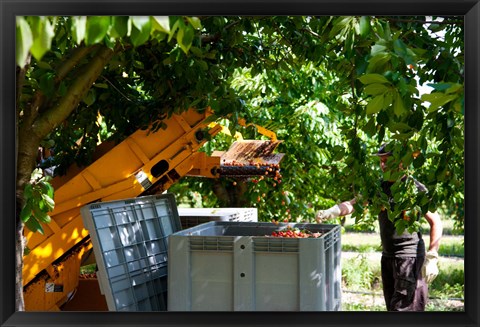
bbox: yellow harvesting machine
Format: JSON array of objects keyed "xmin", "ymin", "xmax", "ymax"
[{"xmin": 22, "ymin": 108, "xmax": 283, "ymax": 311}]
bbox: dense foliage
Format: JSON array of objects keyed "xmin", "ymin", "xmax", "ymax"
[
  {"xmin": 169, "ymin": 16, "xmax": 464, "ymax": 234},
  {"xmin": 17, "ymin": 14, "xmax": 465, "ymax": 231},
  {"xmin": 16, "ymin": 15, "xmax": 464, "ymax": 309}
]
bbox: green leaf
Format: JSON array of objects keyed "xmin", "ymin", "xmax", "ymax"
[
  {"xmin": 408, "ymin": 110, "xmax": 424, "ymax": 131},
  {"xmin": 133, "ymin": 60, "xmax": 144, "ymax": 69},
  {"xmin": 364, "ymin": 83, "xmax": 390, "ymax": 96},
  {"xmin": 83, "ymin": 88, "xmax": 96, "ymax": 106},
  {"xmin": 393, "ymin": 39, "xmax": 415, "ymax": 65},
  {"xmin": 413, "ymin": 152, "xmax": 426, "ymax": 169},
  {"xmin": 371, "ymin": 43, "xmax": 388, "ymax": 56},
  {"xmin": 383, "ymin": 170, "xmax": 392, "ymax": 182},
  {"xmin": 71, "ymin": 16, "xmax": 87, "ymax": 44},
  {"xmin": 381, "ymin": 21, "xmax": 393, "ymax": 41},
  {"xmin": 421, "ymin": 93, "xmax": 458, "ymax": 112},
  {"xmin": 162, "ymin": 56, "xmax": 173, "ymax": 65},
  {"xmin": 152, "ymin": 16, "xmax": 171, "ymax": 33},
  {"xmin": 85, "ymin": 16, "xmax": 111, "ymax": 45},
  {"xmin": 168, "ymin": 19, "xmax": 181, "ymax": 42},
  {"xmin": 189, "ymin": 46, "xmax": 204, "ymax": 57},
  {"xmin": 359, "ymin": 16, "xmax": 371, "ymax": 37},
  {"xmin": 58, "ymin": 82, "xmax": 68, "ymax": 96},
  {"xmin": 329, "ymin": 16, "xmax": 352, "ymax": 38},
  {"xmin": 389, "ymin": 122, "xmax": 412, "ymax": 133},
  {"xmin": 204, "ymin": 50, "xmax": 217, "ymax": 60},
  {"xmin": 345, "ymin": 32, "xmax": 355, "ymax": 58},
  {"xmin": 445, "ymin": 83, "xmax": 463, "ymax": 95},
  {"xmin": 39, "ymin": 72, "xmax": 56, "ymax": 97},
  {"xmin": 377, "ymin": 125, "xmax": 386, "ymax": 143},
  {"xmin": 29, "ymin": 17, "xmax": 55, "ymax": 61},
  {"xmin": 383, "ymin": 90, "xmax": 394, "ymax": 108},
  {"xmin": 93, "ymin": 83, "xmax": 109, "ymax": 89},
  {"xmin": 40, "ymin": 212, "xmax": 52, "ymax": 224},
  {"xmin": 187, "ymin": 17, "xmax": 202, "ymax": 30},
  {"xmin": 367, "ymin": 53, "xmax": 391, "ymax": 73},
  {"xmin": 41, "ymin": 193, "xmax": 55, "ymax": 211},
  {"xmin": 177, "ymin": 25, "xmax": 195, "ymax": 54},
  {"xmin": 16, "ymin": 17, "xmax": 33, "ymax": 67},
  {"xmin": 24, "ymin": 183, "xmax": 33, "ymax": 198},
  {"xmin": 36, "ymin": 61, "xmax": 52, "ymax": 70},
  {"xmin": 197, "ymin": 60, "xmax": 208, "ymax": 71},
  {"xmin": 130, "ymin": 16, "xmax": 152, "ymax": 47},
  {"xmin": 376, "ymin": 110, "xmax": 389, "ymax": 125},
  {"xmin": 426, "ymin": 83, "xmax": 463, "ymax": 95},
  {"xmin": 366, "ymin": 94, "xmax": 385, "ymax": 115},
  {"xmin": 25, "ymin": 217, "xmax": 44, "ymax": 235},
  {"xmin": 33, "ymin": 205, "xmax": 51, "ymax": 223},
  {"xmin": 110, "ymin": 16, "xmax": 129, "ymax": 38},
  {"xmin": 426, "ymin": 83, "xmax": 452, "ymax": 92},
  {"xmin": 401, "ymin": 150, "xmax": 413, "ymax": 167},
  {"xmin": 363, "ymin": 118, "xmax": 376, "ymax": 137},
  {"xmin": 131, "ymin": 16, "xmax": 149, "ymax": 31},
  {"xmin": 393, "ymin": 92, "xmax": 407, "ymax": 116},
  {"xmin": 20, "ymin": 202, "xmax": 33, "ymax": 223},
  {"xmin": 39, "ymin": 180, "xmax": 54, "ymax": 198},
  {"xmin": 359, "ymin": 73, "xmax": 390, "ymax": 85}
]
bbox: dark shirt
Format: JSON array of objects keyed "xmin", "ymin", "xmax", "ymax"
[{"xmin": 378, "ymin": 178, "xmax": 427, "ymax": 258}]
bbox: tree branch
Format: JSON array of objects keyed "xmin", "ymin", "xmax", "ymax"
[
  {"xmin": 54, "ymin": 44, "xmax": 99, "ymax": 84},
  {"xmin": 31, "ymin": 45, "xmax": 116, "ymax": 139}
]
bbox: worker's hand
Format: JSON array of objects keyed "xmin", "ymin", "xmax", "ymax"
[
  {"xmin": 422, "ymin": 250, "xmax": 439, "ymax": 284},
  {"xmin": 315, "ymin": 205, "xmax": 341, "ymax": 223}
]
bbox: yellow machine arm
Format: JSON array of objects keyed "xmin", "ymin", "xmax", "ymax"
[{"xmin": 237, "ymin": 117, "xmax": 278, "ymax": 141}]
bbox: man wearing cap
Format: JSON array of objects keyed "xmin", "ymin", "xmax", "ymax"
[{"xmin": 315, "ymin": 143, "xmax": 443, "ymax": 311}]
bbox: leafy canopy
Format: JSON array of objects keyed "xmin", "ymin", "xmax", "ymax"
[{"xmin": 17, "ymin": 16, "xmax": 464, "ymax": 235}]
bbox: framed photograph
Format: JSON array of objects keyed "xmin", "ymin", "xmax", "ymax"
[{"xmin": 1, "ymin": 0, "xmax": 478, "ymax": 326}]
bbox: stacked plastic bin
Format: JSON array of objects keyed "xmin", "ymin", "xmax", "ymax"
[
  {"xmin": 81, "ymin": 194, "xmax": 181, "ymax": 311},
  {"xmin": 177, "ymin": 207, "xmax": 258, "ymax": 229}
]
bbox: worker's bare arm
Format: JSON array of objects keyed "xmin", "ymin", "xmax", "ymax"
[
  {"xmin": 337, "ymin": 198, "xmax": 356, "ymax": 216},
  {"xmin": 424, "ymin": 211, "xmax": 442, "ymax": 252}
]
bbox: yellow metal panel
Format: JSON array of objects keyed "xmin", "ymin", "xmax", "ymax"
[
  {"xmin": 81, "ymin": 170, "xmax": 102, "ymax": 190},
  {"xmin": 23, "ymin": 212, "xmax": 89, "ymax": 285},
  {"xmin": 186, "ymin": 152, "xmax": 221, "ymax": 178},
  {"xmin": 24, "ymin": 240, "xmax": 92, "ymax": 311},
  {"xmin": 51, "ymin": 176, "xmax": 140, "ymax": 217},
  {"xmin": 23, "ymin": 108, "xmax": 220, "ymax": 310},
  {"xmin": 125, "ymin": 138, "xmax": 150, "ymax": 164}
]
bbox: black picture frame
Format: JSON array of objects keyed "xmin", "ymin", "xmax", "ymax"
[{"xmin": 1, "ymin": 1, "xmax": 478, "ymax": 326}]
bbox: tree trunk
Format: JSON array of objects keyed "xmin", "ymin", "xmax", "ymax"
[
  {"xmin": 15, "ymin": 201, "xmax": 25, "ymax": 311},
  {"xmin": 212, "ymin": 179, "xmax": 251, "ymax": 207},
  {"xmin": 15, "ymin": 44, "xmax": 116, "ymax": 311}
]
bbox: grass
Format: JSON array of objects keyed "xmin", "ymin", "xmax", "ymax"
[
  {"xmin": 80, "ymin": 263, "xmax": 97, "ymax": 274},
  {"xmin": 342, "ymin": 254, "xmax": 381, "ymax": 291},
  {"xmin": 342, "ymin": 233, "xmax": 464, "ymax": 257},
  {"xmin": 342, "ymin": 215, "xmax": 462, "ymax": 236}
]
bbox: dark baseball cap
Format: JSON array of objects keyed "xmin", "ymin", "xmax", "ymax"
[{"xmin": 373, "ymin": 143, "xmax": 392, "ymax": 157}]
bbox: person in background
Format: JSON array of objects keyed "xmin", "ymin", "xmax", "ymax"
[
  {"xmin": 315, "ymin": 143, "xmax": 443, "ymax": 311},
  {"xmin": 36, "ymin": 146, "xmax": 57, "ymax": 177}
]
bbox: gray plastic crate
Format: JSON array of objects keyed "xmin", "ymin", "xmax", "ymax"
[
  {"xmin": 168, "ymin": 221, "xmax": 341, "ymax": 311},
  {"xmin": 81, "ymin": 193, "xmax": 181, "ymax": 311},
  {"xmin": 177, "ymin": 207, "xmax": 258, "ymax": 229}
]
